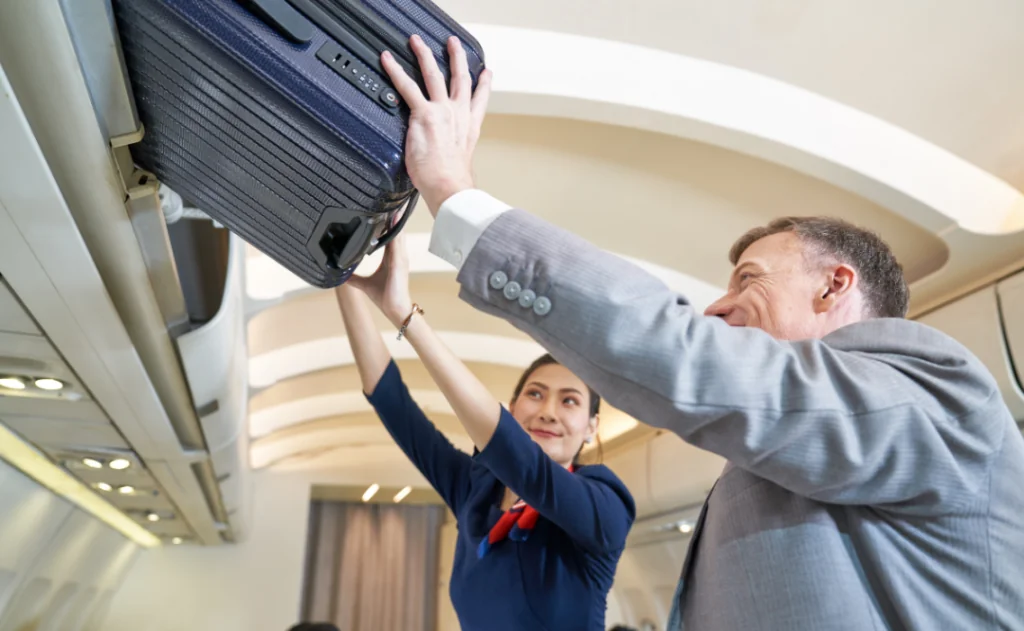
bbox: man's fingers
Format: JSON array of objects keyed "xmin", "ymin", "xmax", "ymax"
[
  {"xmin": 410, "ymin": 34, "xmax": 447, "ymax": 101},
  {"xmin": 381, "ymin": 50, "xmax": 426, "ymax": 109},
  {"xmin": 469, "ymin": 69, "xmax": 493, "ymax": 136},
  {"xmin": 448, "ymin": 37, "xmax": 471, "ymax": 104}
]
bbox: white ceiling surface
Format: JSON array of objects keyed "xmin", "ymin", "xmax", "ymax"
[{"xmin": 241, "ymin": 3, "xmax": 1024, "ymax": 514}]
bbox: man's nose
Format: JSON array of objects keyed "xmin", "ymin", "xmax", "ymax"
[{"xmin": 703, "ymin": 295, "xmax": 734, "ymax": 318}]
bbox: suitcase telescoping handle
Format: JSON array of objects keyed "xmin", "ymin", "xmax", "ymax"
[{"xmin": 242, "ymin": 0, "xmax": 425, "ymax": 107}]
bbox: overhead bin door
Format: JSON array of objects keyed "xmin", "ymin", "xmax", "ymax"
[
  {"xmin": 996, "ymin": 269, "xmax": 1024, "ymax": 421},
  {"xmin": 917, "ymin": 285, "xmax": 1024, "ymax": 421}
]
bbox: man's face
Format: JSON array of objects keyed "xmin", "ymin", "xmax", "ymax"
[{"xmin": 703, "ymin": 232, "xmax": 855, "ymax": 340}]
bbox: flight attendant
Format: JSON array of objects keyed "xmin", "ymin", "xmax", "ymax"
[{"xmin": 336, "ymin": 235, "xmax": 635, "ymax": 631}]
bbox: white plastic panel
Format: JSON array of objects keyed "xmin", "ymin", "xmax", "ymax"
[
  {"xmin": 917, "ymin": 285, "xmax": 1024, "ymax": 421},
  {"xmin": 0, "ymin": 457, "xmax": 139, "ymax": 631},
  {"xmin": 0, "ymin": 577, "xmax": 52, "ymax": 631},
  {"xmin": 0, "ymin": 460, "xmax": 75, "ymax": 614},
  {"xmin": 0, "ymin": 279, "xmax": 40, "ymax": 336},
  {"xmin": 177, "ymin": 235, "xmax": 251, "ymax": 538},
  {"xmin": 38, "ymin": 582, "xmax": 81, "ymax": 631},
  {"xmin": 82, "ymin": 590, "xmax": 116, "ymax": 631},
  {"xmin": 996, "ymin": 269, "xmax": 1024, "ymax": 413},
  {"xmin": 0, "ymin": 415, "xmax": 130, "ymax": 451}
]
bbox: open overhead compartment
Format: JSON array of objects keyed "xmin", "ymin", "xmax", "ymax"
[
  {"xmin": 176, "ymin": 236, "xmax": 253, "ymax": 541},
  {"xmin": 917, "ymin": 274, "xmax": 1024, "ymax": 423},
  {"xmin": 0, "ymin": 0, "xmax": 253, "ymax": 546}
]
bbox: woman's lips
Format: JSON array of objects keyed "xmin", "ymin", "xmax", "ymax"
[{"xmin": 530, "ymin": 429, "xmax": 560, "ymax": 439}]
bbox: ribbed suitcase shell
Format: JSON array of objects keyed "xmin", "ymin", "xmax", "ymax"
[{"xmin": 111, "ymin": 0, "xmax": 484, "ymax": 287}]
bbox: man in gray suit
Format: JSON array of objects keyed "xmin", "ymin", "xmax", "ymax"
[{"xmin": 379, "ymin": 37, "xmax": 1024, "ymax": 629}]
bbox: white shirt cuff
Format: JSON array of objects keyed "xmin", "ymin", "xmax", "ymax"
[{"xmin": 428, "ymin": 189, "xmax": 512, "ymax": 270}]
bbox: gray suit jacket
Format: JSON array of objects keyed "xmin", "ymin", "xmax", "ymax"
[{"xmin": 455, "ymin": 209, "xmax": 1024, "ymax": 630}]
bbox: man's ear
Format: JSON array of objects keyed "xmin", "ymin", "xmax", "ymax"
[{"xmin": 813, "ymin": 263, "xmax": 856, "ymax": 314}]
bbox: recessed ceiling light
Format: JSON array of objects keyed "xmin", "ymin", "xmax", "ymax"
[
  {"xmin": 678, "ymin": 521, "xmax": 694, "ymax": 534},
  {"xmin": 96, "ymin": 482, "xmax": 112, "ymax": 492},
  {"xmin": 118, "ymin": 485, "xmax": 134, "ymax": 495},
  {"xmin": 0, "ymin": 377, "xmax": 25, "ymax": 390},
  {"xmin": 361, "ymin": 483, "xmax": 379, "ymax": 502},
  {"xmin": 146, "ymin": 512, "xmax": 160, "ymax": 522},
  {"xmin": 171, "ymin": 537, "xmax": 183, "ymax": 545},
  {"xmin": 393, "ymin": 486, "xmax": 412, "ymax": 503},
  {"xmin": 108, "ymin": 458, "xmax": 131, "ymax": 470},
  {"xmin": 82, "ymin": 458, "xmax": 103, "ymax": 469},
  {"xmin": 34, "ymin": 378, "xmax": 64, "ymax": 391}
]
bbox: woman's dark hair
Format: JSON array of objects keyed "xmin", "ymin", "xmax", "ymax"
[{"xmin": 511, "ymin": 353, "xmax": 601, "ymax": 418}]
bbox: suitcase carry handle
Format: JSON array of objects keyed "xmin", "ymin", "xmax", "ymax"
[
  {"xmin": 308, "ymin": 191, "xmax": 418, "ymax": 275},
  {"xmin": 369, "ymin": 189, "xmax": 418, "ymax": 254}
]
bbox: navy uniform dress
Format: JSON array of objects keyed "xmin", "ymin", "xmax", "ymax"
[{"xmin": 366, "ymin": 360, "xmax": 636, "ymax": 631}]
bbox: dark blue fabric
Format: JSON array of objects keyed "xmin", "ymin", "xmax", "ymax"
[{"xmin": 366, "ymin": 360, "xmax": 635, "ymax": 631}]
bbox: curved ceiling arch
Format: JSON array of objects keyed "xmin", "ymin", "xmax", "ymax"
[
  {"xmin": 250, "ymin": 413, "xmax": 470, "ymax": 470},
  {"xmin": 466, "ymin": 23, "xmax": 1024, "ymax": 236},
  {"xmin": 251, "ymin": 388, "xmax": 456, "ymax": 439},
  {"xmin": 249, "ymin": 330, "xmax": 546, "ymax": 389},
  {"xmin": 246, "ymin": 233, "xmax": 726, "ymax": 306}
]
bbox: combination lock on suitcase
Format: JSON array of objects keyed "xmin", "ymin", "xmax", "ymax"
[{"xmin": 111, "ymin": 0, "xmax": 486, "ymax": 287}]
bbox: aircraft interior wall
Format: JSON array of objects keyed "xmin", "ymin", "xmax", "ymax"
[
  {"xmin": 105, "ymin": 470, "xmax": 311, "ymax": 631},
  {"xmin": 0, "ymin": 457, "xmax": 139, "ymax": 631}
]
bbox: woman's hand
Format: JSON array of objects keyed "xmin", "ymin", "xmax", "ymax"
[{"xmin": 347, "ymin": 233, "xmax": 414, "ymax": 327}]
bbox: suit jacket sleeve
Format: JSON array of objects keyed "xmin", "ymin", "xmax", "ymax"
[
  {"xmin": 476, "ymin": 408, "xmax": 635, "ymax": 554},
  {"xmin": 455, "ymin": 209, "xmax": 1006, "ymax": 513},
  {"xmin": 366, "ymin": 360, "xmax": 474, "ymax": 515}
]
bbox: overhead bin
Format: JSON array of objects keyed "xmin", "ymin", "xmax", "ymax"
[
  {"xmin": 176, "ymin": 235, "xmax": 253, "ymax": 541},
  {"xmin": 917, "ymin": 282, "xmax": 1024, "ymax": 422},
  {"xmin": 996, "ymin": 269, "xmax": 1024, "ymax": 406}
]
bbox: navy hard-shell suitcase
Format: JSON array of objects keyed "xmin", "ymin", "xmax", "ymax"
[{"xmin": 111, "ymin": 0, "xmax": 485, "ymax": 287}]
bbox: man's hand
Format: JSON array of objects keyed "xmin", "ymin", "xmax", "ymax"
[{"xmin": 381, "ymin": 35, "xmax": 492, "ymax": 215}]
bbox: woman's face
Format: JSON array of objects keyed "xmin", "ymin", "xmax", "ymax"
[{"xmin": 510, "ymin": 363, "xmax": 598, "ymax": 467}]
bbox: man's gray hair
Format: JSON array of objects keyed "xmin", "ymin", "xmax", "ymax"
[{"xmin": 729, "ymin": 216, "xmax": 910, "ymax": 319}]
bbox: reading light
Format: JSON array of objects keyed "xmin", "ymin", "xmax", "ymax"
[
  {"xmin": 82, "ymin": 458, "xmax": 103, "ymax": 469},
  {"xmin": 172, "ymin": 537, "xmax": 183, "ymax": 545},
  {"xmin": 147, "ymin": 512, "xmax": 160, "ymax": 522},
  {"xmin": 393, "ymin": 486, "xmax": 412, "ymax": 503},
  {"xmin": 0, "ymin": 422, "xmax": 159, "ymax": 547},
  {"xmin": 34, "ymin": 378, "xmax": 64, "ymax": 391},
  {"xmin": 96, "ymin": 482, "xmax": 112, "ymax": 492},
  {"xmin": 118, "ymin": 485, "xmax": 134, "ymax": 495},
  {"xmin": 361, "ymin": 483, "xmax": 379, "ymax": 502},
  {"xmin": 0, "ymin": 377, "xmax": 25, "ymax": 390},
  {"xmin": 678, "ymin": 521, "xmax": 694, "ymax": 534},
  {"xmin": 108, "ymin": 458, "xmax": 131, "ymax": 470}
]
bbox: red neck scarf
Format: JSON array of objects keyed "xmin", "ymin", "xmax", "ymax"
[{"xmin": 477, "ymin": 465, "xmax": 575, "ymax": 558}]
